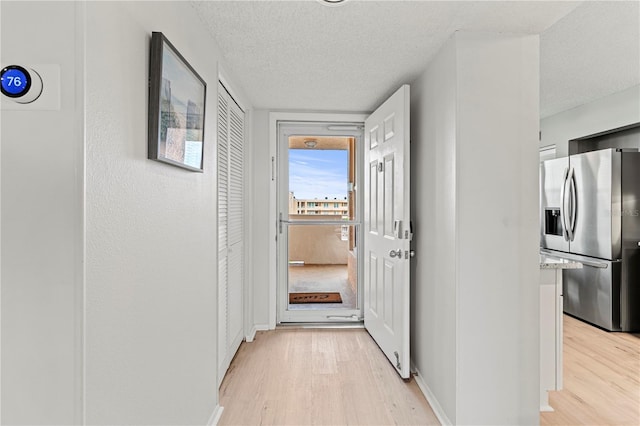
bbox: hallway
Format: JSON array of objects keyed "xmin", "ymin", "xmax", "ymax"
[{"xmin": 218, "ymin": 328, "xmax": 439, "ymax": 425}]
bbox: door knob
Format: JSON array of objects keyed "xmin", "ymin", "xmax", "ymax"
[{"xmin": 389, "ymin": 249, "xmax": 402, "ymax": 258}]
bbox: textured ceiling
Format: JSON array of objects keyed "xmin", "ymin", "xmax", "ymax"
[
  {"xmin": 192, "ymin": 1, "xmax": 639, "ymax": 117},
  {"xmin": 540, "ymin": 1, "xmax": 640, "ymax": 117}
]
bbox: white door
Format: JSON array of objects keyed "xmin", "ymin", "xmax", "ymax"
[
  {"xmin": 276, "ymin": 121, "xmax": 363, "ymax": 323},
  {"xmin": 217, "ymin": 82, "xmax": 245, "ymax": 385},
  {"xmin": 364, "ymin": 85, "xmax": 411, "ymax": 378}
]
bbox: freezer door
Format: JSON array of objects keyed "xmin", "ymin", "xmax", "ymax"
[
  {"xmin": 621, "ymin": 248, "xmax": 640, "ymax": 331},
  {"xmin": 570, "ymin": 149, "xmax": 621, "ymax": 259},
  {"xmin": 540, "ymin": 157, "xmax": 570, "ymax": 252},
  {"xmin": 563, "ymin": 260, "xmax": 622, "ymax": 331},
  {"xmin": 621, "ymin": 152, "xmax": 640, "ymax": 249}
]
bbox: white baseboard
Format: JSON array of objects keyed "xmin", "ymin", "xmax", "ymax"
[
  {"xmin": 411, "ymin": 363, "xmax": 453, "ymax": 426},
  {"xmin": 207, "ymin": 405, "xmax": 224, "ymax": 426},
  {"xmin": 245, "ymin": 324, "xmax": 269, "ymax": 343},
  {"xmin": 245, "ymin": 325, "xmax": 257, "ymax": 343}
]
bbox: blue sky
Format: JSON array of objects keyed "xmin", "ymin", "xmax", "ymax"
[{"xmin": 289, "ymin": 149, "xmax": 348, "ymax": 200}]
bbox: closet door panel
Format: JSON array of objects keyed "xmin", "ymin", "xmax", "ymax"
[{"xmin": 217, "ymin": 82, "xmax": 245, "ymax": 385}]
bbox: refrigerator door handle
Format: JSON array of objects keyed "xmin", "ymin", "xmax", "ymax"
[
  {"xmin": 560, "ymin": 167, "xmax": 570, "ymax": 241},
  {"xmin": 568, "ymin": 167, "xmax": 577, "ymax": 241}
]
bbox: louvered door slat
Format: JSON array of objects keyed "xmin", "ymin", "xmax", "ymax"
[{"xmin": 217, "ymin": 82, "xmax": 245, "ymax": 386}]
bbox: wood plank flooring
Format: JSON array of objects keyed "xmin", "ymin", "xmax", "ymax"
[
  {"xmin": 219, "ymin": 315, "xmax": 639, "ymax": 425},
  {"xmin": 540, "ymin": 315, "xmax": 640, "ymax": 425},
  {"xmin": 218, "ymin": 328, "xmax": 439, "ymax": 425}
]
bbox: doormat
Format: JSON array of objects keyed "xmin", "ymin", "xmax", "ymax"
[{"xmin": 289, "ymin": 292, "xmax": 343, "ymax": 304}]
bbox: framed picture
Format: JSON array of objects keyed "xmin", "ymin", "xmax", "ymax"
[{"xmin": 148, "ymin": 32, "xmax": 206, "ymax": 172}]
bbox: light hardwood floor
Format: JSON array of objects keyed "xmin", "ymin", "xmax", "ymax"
[
  {"xmin": 219, "ymin": 316, "xmax": 639, "ymax": 425},
  {"xmin": 541, "ymin": 314, "xmax": 640, "ymax": 425},
  {"xmin": 218, "ymin": 327, "xmax": 439, "ymax": 425}
]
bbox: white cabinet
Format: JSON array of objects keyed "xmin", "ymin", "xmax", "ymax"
[
  {"xmin": 539, "ymin": 255, "xmax": 582, "ymax": 411},
  {"xmin": 539, "ymin": 269, "xmax": 563, "ymax": 411}
]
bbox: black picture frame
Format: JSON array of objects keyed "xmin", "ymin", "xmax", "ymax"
[{"xmin": 148, "ymin": 32, "xmax": 206, "ymax": 172}]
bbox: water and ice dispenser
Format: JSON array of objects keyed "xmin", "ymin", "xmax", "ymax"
[{"xmin": 544, "ymin": 208, "xmax": 563, "ymax": 237}]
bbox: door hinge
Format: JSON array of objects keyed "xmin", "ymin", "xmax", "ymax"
[{"xmin": 378, "ymin": 162, "xmax": 383, "ymax": 172}]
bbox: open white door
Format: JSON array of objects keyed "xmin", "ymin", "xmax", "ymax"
[{"xmin": 364, "ymin": 85, "xmax": 411, "ymax": 378}]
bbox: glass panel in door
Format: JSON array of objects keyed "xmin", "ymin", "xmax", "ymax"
[
  {"xmin": 287, "ymin": 223, "xmax": 358, "ymax": 311},
  {"xmin": 283, "ymin": 134, "xmax": 360, "ymax": 319}
]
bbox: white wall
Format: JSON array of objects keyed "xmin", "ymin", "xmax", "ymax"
[
  {"xmin": 3, "ymin": 1, "xmax": 253, "ymax": 424},
  {"xmin": 541, "ymin": 85, "xmax": 640, "ymax": 157},
  {"xmin": 455, "ymin": 33, "xmax": 539, "ymax": 424},
  {"xmin": 250, "ymin": 109, "xmax": 271, "ymax": 328},
  {"xmin": 409, "ymin": 35, "xmax": 458, "ymax": 421},
  {"xmin": 84, "ymin": 1, "xmax": 235, "ymax": 424},
  {"xmin": 410, "ymin": 32, "xmax": 540, "ymax": 424},
  {"xmin": 1, "ymin": 1, "xmax": 84, "ymax": 424}
]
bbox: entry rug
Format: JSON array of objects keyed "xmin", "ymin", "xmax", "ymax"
[{"xmin": 289, "ymin": 292, "xmax": 343, "ymax": 304}]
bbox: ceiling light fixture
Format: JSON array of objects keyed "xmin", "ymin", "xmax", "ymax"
[
  {"xmin": 304, "ymin": 140, "xmax": 318, "ymax": 148},
  {"xmin": 319, "ymin": 0, "xmax": 349, "ymax": 7}
]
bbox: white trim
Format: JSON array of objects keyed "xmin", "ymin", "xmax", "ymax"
[
  {"xmin": 268, "ymin": 112, "xmax": 368, "ymax": 328},
  {"xmin": 255, "ymin": 323, "xmax": 271, "ymax": 332},
  {"xmin": 207, "ymin": 405, "xmax": 225, "ymax": 426},
  {"xmin": 243, "ymin": 108, "xmax": 255, "ymax": 343},
  {"xmin": 411, "ymin": 364, "xmax": 453, "ymax": 426},
  {"xmin": 269, "ymin": 117, "xmax": 278, "ymax": 329},
  {"xmin": 245, "ymin": 325, "xmax": 257, "ymax": 343},
  {"xmin": 246, "ymin": 323, "xmax": 270, "ymax": 342},
  {"xmin": 76, "ymin": 1, "xmax": 87, "ymax": 424}
]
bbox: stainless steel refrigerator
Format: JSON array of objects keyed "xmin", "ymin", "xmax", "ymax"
[{"xmin": 540, "ymin": 148, "xmax": 640, "ymax": 331}]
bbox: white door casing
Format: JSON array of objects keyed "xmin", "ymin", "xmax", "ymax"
[{"xmin": 364, "ymin": 85, "xmax": 411, "ymax": 379}]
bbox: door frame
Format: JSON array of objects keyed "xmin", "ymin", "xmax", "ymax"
[{"xmin": 268, "ymin": 112, "xmax": 368, "ymax": 328}]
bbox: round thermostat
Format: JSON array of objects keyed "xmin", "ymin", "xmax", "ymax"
[{"xmin": 1, "ymin": 65, "xmax": 43, "ymax": 103}]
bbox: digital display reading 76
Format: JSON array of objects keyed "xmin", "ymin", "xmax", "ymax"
[{"xmin": 1, "ymin": 65, "xmax": 32, "ymax": 98}]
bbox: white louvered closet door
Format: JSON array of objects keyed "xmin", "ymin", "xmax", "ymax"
[{"xmin": 217, "ymin": 82, "xmax": 245, "ymax": 385}]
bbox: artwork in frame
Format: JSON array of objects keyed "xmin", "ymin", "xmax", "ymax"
[{"xmin": 148, "ymin": 32, "xmax": 206, "ymax": 172}]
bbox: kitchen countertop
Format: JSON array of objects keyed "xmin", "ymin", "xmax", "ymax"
[{"xmin": 540, "ymin": 254, "xmax": 583, "ymax": 269}]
